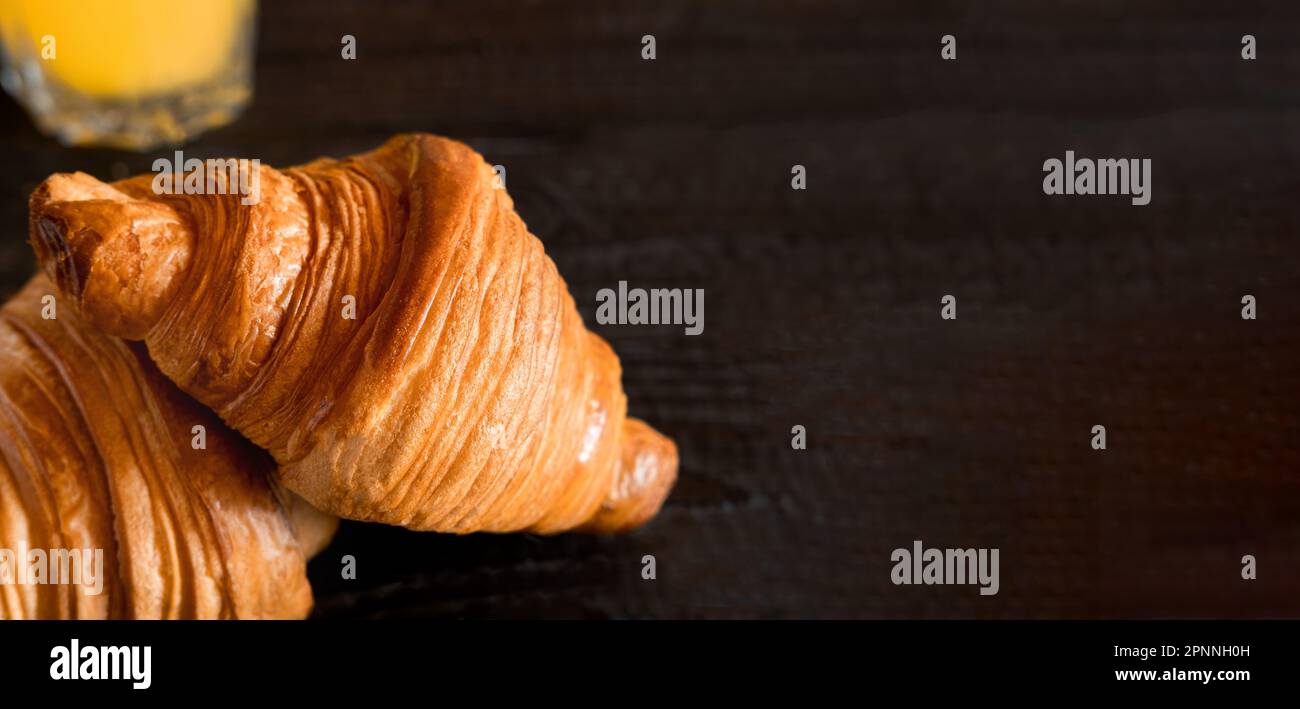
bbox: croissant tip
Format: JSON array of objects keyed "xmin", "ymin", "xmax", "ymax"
[
  {"xmin": 29, "ymin": 209, "xmax": 86, "ymax": 302},
  {"xmin": 28, "ymin": 172, "xmax": 114, "ymax": 299},
  {"xmin": 26, "ymin": 171, "xmax": 195, "ymax": 340},
  {"xmin": 581, "ymin": 418, "xmax": 679, "ymax": 534}
]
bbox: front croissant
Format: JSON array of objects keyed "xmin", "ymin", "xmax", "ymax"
[
  {"xmin": 30, "ymin": 133, "xmax": 677, "ymax": 533},
  {"xmin": 0, "ymin": 275, "xmax": 335, "ymax": 619}
]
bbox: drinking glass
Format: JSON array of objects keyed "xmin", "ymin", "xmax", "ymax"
[{"xmin": 0, "ymin": 0, "xmax": 257, "ymax": 150}]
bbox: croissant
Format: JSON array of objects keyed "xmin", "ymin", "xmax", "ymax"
[
  {"xmin": 29, "ymin": 133, "xmax": 677, "ymax": 534},
  {"xmin": 0, "ymin": 275, "xmax": 335, "ymax": 619}
]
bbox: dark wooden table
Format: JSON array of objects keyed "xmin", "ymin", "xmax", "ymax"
[{"xmin": 2, "ymin": 1, "xmax": 1299, "ymax": 618}]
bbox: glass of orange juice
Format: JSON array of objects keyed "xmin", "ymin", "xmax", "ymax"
[{"xmin": 0, "ymin": 0, "xmax": 256, "ymax": 150}]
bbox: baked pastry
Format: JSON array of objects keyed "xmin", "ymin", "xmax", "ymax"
[
  {"xmin": 29, "ymin": 133, "xmax": 677, "ymax": 533},
  {"xmin": 0, "ymin": 275, "xmax": 335, "ymax": 619}
]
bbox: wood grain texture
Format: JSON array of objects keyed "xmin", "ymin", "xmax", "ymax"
[{"xmin": 1, "ymin": 0, "xmax": 1298, "ymax": 618}]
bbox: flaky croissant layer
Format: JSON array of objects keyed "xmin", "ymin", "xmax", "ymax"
[
  {"xmin": 0, "ymin": 275, "xmax": 334, "ymax": 619},
  {"xmin": 31, "ymin": 133, "xmax": 677, "ymax": 534}
]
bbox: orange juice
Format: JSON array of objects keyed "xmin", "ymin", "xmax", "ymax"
[{"xmin": 0, "ymin": 0, "xmax": 256, "ymax": 148}]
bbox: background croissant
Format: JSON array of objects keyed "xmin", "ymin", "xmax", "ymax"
[
  {"xmin": 0, "ymin": 275, "xmax": 335, "ymax": 619},
  {"xmin": 29, "ymin": 133, "xmax": 676, "ymax": 534}
]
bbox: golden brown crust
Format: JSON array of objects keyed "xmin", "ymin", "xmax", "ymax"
[
  {"xmin": 30, "ymin": 133, "xmax": 677, "ymax": 534},
  {"xmin": 0, "ymin": 275, "xmax": 330, "ymax": 619}
]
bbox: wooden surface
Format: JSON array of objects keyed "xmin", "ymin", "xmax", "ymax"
[{"xmin": 2, "ymin": 1, "xmax": 1299, "ymax": 618}]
